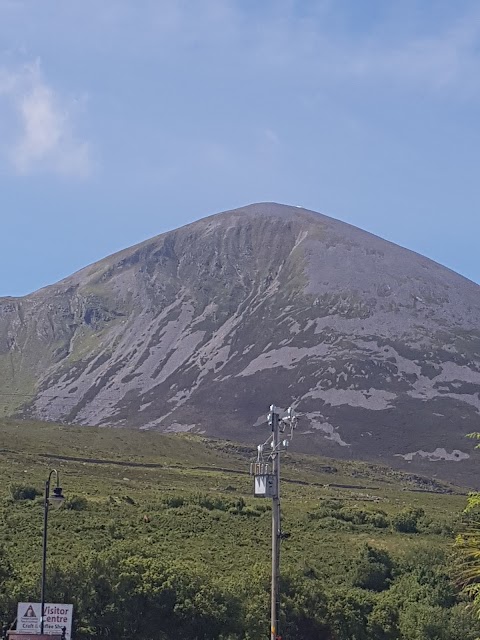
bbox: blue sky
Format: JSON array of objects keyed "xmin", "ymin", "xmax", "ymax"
[{"xmin": 1, "ymin": 0, "xmax": 479, "ymax": 296}]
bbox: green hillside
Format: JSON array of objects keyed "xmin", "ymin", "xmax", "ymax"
[{"xmin": 0, "ymin": 419, "xmax": 478, "ymax": 639}]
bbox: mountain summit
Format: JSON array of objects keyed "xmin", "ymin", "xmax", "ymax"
[{"xmin": 2, "ymin": 203, "xmax": 480, "ymax": 484}]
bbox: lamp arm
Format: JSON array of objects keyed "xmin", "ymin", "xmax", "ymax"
[{"xmin": 47, "ymin": 469, "xmax": 60, "ymax": 487}]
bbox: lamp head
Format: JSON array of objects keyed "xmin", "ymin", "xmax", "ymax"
[{"xmin": 49, "ymin": 486, "xmax": 65, "ymax": 509}]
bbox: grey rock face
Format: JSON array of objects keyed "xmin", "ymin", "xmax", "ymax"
[{"xmin": 2, "ymin": 203, "xmax": 480, "ymax": 485}]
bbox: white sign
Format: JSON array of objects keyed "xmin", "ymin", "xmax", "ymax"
[{"xmin": 17, "ymin": 603, "xmax": 73, "ymax": 640}]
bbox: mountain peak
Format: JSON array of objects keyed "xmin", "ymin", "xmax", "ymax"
[{"xmin": 222, "ymin": 201, "xmax": 313, "ymax": 216}]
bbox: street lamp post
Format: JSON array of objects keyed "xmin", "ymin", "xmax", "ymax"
[{"xmin": 40, "ymin": 470, "xmax": 65, "ymax": 635}]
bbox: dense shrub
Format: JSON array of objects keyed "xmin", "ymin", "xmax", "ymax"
[
  {"xmin": 352, "ymin": 545, "xmax": 394, "ymax": 592},
  {"xmin": 9, "ymin": 484, "xmax": 41, "ymax": 501},
  {"xmin": 64, "ymin": 495, "xmax": 88, "ymax": 511},
  {"xmin": 0, "ymin": 536, "xmax": 479, "ymax": 640},
  {"xmin": 310, "ymin": 501, "xmax": 389, "ymax": 529},
  {"xmin": 392, "ymin": 507, "xmax": 425, "ymax": 533},
  {"xmin": 368, "ymin": 512, "xmax": 389, "ymax": 528},
  {"xmin": 163, "ymin": 495, "xmax": 185, "ymax": 508}
]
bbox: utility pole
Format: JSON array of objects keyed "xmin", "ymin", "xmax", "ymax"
[
  {"xmin": 270, "ymin": 408, "xmax": 280, "ymax": 640},
  {"xmin": 251, "ymin": 405, "xmax": 297, "ymax": 640}
]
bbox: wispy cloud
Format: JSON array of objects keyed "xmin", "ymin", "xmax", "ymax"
[
  {"xmin": 342, "ymin": 14, "xmax": 480, "ymax": 93},
  {"xmin": 141, "ymin": 1, "xmax": 480, "ymax": 96},
  {"xmin": 0, "ymin": 60, "xmax": 91, "ymax": 177}
]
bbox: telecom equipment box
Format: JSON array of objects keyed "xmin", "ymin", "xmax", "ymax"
[
  {"xmin": 254, "ymin": 474, "xmax": 277, "ymax": 498},
  {"xmin": 251, "ymin": 463, "xmax": 278, "ymax": 498}
]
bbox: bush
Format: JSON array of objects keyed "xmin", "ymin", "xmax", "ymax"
[
  {"xmin": 64, "ymin": 495, "xmax": 88, "ymax": 511},
  {"xmin": 315, "ymin": 516, "xmax": 354, "ymax": 531},
  {"xmin": 352, "ymin": 544, "xmax": 394, "ymax": 592},
  {"xmin": 338, "ymin": 506, "xmax": 369, "ymax": 524},
  {"xmin": 163, "ymin": 495, "xmax": 185, "ymax": 508},
  {"xmin": 421, "ymin": 517, "xmax": 454, "ymax": 537},
  {"xmin": 367, "ymin": 512, "xmax": 389, "ymax": 528},
  {"xmin": 310, "ymin": 501, "xmax": 388, "ymax": 529},
  {"xmin": 9, "ymin": 484, "xmax": 41, "ymax": 501},
  {"xmin": 392, "ymin": 507, "xmax": 425, "ymax": 533}
]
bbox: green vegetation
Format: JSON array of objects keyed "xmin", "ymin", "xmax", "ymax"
[
  {"xmin": 0, "ymin": 418, "xmax": 478, "ymax": 639},
  {"xmin": 9, "ymin": 484, "xmax": 41, "ymax": 501},
  {"xmin": 454, "ymin": 433, "xmax": 480, "ymax": 618},
  {"xmin": 0, "ymin": 351, "xmax": 37, "ymax": 416}
]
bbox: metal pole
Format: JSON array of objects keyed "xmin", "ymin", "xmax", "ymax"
[
  {"xmin": 40, "ymin": 469, "xmax": 61, "ymax": 635},
  {"xmin": 40, "ymin": 477, "xmax": 50, "ymax": 635},
  {"xmin": 271, "ymin": 408, "xmax": 280, "ymax": 640}
]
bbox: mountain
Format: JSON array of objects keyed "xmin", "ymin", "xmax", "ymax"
[{"xmin": 2, "ymin": 202, "xmax": 480, "ymax": 485}]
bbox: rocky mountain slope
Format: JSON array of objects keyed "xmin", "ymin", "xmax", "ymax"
[{"xmin": 2, "ymin": 203, "xmax": 480, "ymax": 484}]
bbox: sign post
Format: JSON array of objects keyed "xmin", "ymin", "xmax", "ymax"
[{"xmin": 16, "ymin": 603, "xmax": 73, "ymax": 640}]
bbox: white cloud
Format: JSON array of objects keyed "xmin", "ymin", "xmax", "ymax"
[{"xmin": 0, "ymin": 60, "xmax": 91, "ymax": 177}]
